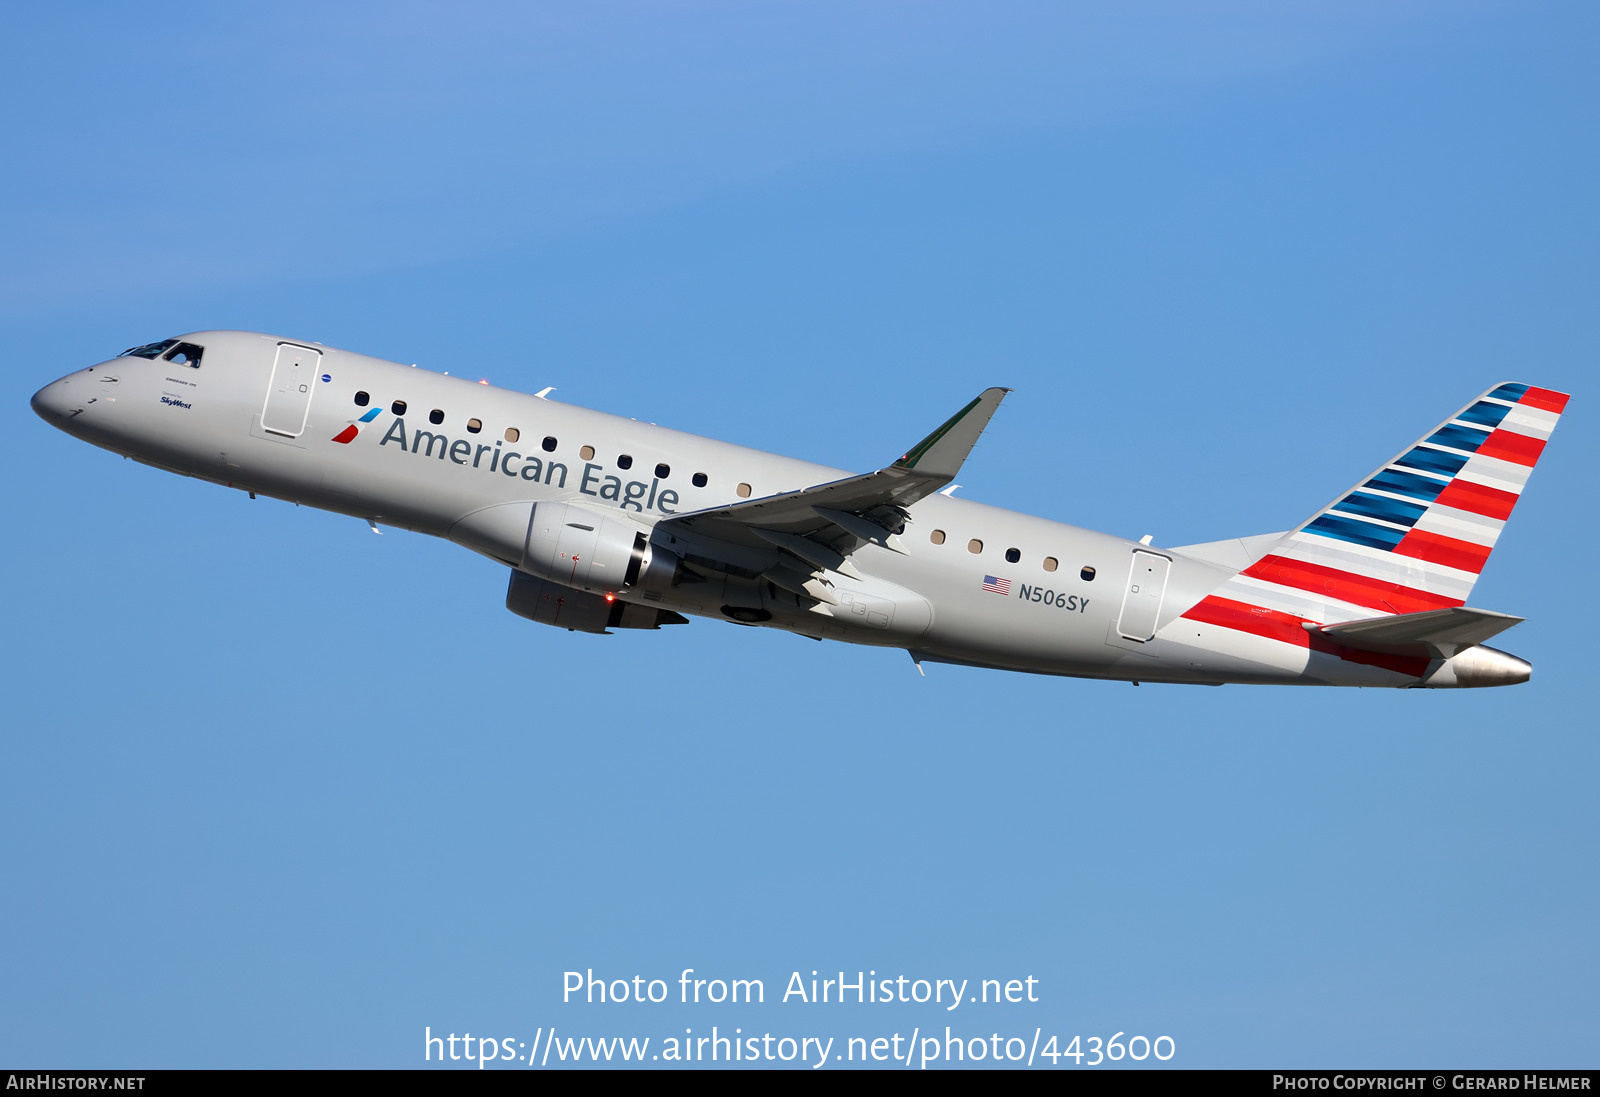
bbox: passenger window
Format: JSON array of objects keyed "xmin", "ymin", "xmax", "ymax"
[
  {"xmin": 542, "ymin": 436, "xmax": 557, "ymax": 452},
  {"xmin": 968, "ymin": 539, "xmax": 983, "ymax": 554},
  {"xmin": 692, "ymin": 472, "xmax": 708, "ymax": 488},
  {"xmin": 655, "ymin": 463, "xmax": 670, "ymax": 479},
  {"xmin": 504, "ymin": 427, "xmax": 519, "ymax": 443},
  {"xmin": 1005, "ymin": 548, "xmax": 1021, "ymax": 564},
  {"xmin": 354, "ymin": 391, "xmax": 370, "ymax": 407},
  {"xmin": 1081, "ymin": 566, "xmax": 1096, "ymax": 581},
  {"xmin": 162, "ymin": 342, "xmax": 204, "ymax": 368},
  {"xmin": 618, "ymin": 454, "xmax": 633, "ymax": 470},
  {"xmin": 392, "ymin": 400, "xmax": 408, "ymax": 416},
  {"xmin": 1043, "ymin": 556, "xmax": 1059, "ymax": 573},
  {"xmin": 429, "ymin": 409, "xmax": 444, "ymax": 425},
  {"xmin": 580, "ymin": 445, "xmax": 595, "ymax": 460},
  {"xmin": 736, "ymin": 482, "xmax": 752, "ymax": 498},
  {"xmin": 466, "ymin": 418, "xmax": 482, "ymax": 434},
  {"xmin": 930, "ymin": 530, "xmax": 946, "ymax": 545}
]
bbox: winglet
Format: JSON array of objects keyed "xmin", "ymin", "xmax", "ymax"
[{"xmin": 892, "ymin": 387, "xmax": 1010, "ymax": 480}]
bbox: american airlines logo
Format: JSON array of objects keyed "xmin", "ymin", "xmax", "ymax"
[{"xmin": 333, "ymin": 407, "xmax": 383, "ymax": 443}]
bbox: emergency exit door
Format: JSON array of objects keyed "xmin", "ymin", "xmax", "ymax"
[{"xmin": 261, "ymin": 343, "xmax": 321, "ymax": 437}]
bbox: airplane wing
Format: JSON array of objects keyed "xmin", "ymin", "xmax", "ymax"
[
  {"xmin": 656, "ymin": 386, "xmax": 1009, "ymax": 588},
  {"xmin": 1311, "ymin": 606, "xmax": 1523, "ymax": 657}
]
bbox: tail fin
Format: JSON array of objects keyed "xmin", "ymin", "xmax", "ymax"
[{"xmin": 1228, "ymin": 383, "xmax": 1569, "ymax": 624}]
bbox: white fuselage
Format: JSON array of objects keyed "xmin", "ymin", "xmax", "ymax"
[{"xmin": 31, "ymin": 331, "xmax": 1533, "ymax": 688}]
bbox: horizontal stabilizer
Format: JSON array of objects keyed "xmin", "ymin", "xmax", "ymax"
[{"xmin": 1312, "ymin": 606, "xmax": 1523, "ymax": 657}]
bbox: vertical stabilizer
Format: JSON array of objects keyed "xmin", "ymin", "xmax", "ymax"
[{"xmin": 1205, "ymin": 383, "xmax": 1569, "ymax": 626}]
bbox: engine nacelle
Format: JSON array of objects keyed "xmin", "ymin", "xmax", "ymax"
[
  {"xmin": 524, "ymin": 501, "xmax": 677, "ymax": 595},
  {"xmin": 449, "ymin": 500, "xmax": 679, "ymax": 595}
]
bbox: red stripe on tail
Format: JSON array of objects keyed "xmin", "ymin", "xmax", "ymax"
[
  {"xmin": 1433, "ymin": 478, "xmax": 1518, "ymax": 521},
  {"xmin": 1182, "ymin": 595, "xmax": 1308, "ymax": 647},
  {"xmin": 1181, "ymin": 595, "xmax": 1429, "ymax": 678},
  {"xmin": 1242, "ymin": 555, "xmax": 1462, "ymax": 614},
  {"xmin": 1393, "ymin": 528, "xmax": 1491, "ymax": 574},
  {"xmin": 1520, "ymin": 387, "xmax": 1569, "ymax": 413},
  {"xmin": 1475, "ymin": 429, "xmax": 1545, "ymax": 467}
]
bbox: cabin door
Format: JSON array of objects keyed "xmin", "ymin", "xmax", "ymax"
[
  {"xmin": 1116, "ymin": 550, "xmax": 1171, "ymax": 642},
  {"xmin": 261, "ymin": 343, "xmax": 322, "ymax": 437}
]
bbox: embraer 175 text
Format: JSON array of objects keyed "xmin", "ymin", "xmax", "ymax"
[{"xmin": 33, "ymin": 332, "xmax": 1569, "ymax": 688}]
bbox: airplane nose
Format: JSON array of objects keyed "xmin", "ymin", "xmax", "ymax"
[{"xmin": 31, "ymin": 378, "xmax": 79, "ymax": 423}]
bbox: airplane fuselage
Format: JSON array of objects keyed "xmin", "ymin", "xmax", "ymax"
[{"xmin": 32, "ymin": 331, "xmax": 1558, "ymax": 688}]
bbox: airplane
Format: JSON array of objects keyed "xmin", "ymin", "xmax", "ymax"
[{"xmin": 31, "ymin": 331, "xmax": 1569, "ymax": 688}]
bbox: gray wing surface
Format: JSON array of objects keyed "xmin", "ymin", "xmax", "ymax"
[{"xmin": 656, "ymin": 387, "xmax": 1010, "ymax": 566}]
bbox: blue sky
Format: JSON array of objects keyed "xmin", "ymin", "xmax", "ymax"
[{"xmin": 2, "ymin": 1, "xmax": 1594, "ymax": 1069}]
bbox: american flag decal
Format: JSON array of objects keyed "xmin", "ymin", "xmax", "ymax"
[{"xmin": 982, "ymin": 575, "xmax": 1011, "ymax": 595}]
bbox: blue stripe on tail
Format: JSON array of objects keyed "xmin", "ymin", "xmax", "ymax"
[
  {"xmin": 1395, "ymin": 447, "xmax": 1468, "ymax": 478},
  {"xmin": 1424, "ymin": 423, "xmax": 1491, "ymax": 453},
  {"xmin": 1457, "ymin": 400, "xmax": 1512, "ymax": 429},
  {"xmin": 1365, "ymin": 468, "xmax": 1448, "ymax": 502},
  {"xmin": 1333, "ymin": 491, "xmax": 1427, "ymax": 527},
  {"xmin": 1305, "ymin": 514, "xmax": 1408, "ymax": 550}
]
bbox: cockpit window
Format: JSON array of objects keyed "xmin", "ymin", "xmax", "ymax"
[
  {"xmin": 162, "ymin": 342, "xmax": 204, "ymax": 368},
  {"xmin": 120, "ymin": 338, "xmax": 178, "ymax": 359}
]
